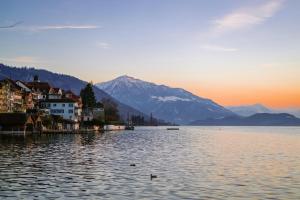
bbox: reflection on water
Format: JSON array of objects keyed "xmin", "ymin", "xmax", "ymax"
[{"xmin": 0, "ymin": 127, "xmax": 300, "ymax": 199}]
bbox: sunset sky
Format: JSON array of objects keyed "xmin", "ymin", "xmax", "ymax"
[{"xmin": 0, "ymin": 0, "xmax": 299, "ymax": 108}]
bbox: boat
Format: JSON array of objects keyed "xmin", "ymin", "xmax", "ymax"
[
  {"xmin": 104, "ymin": 125, "xmax": 125, "ymax": 131},
  {"xmin": 125, "ymin": 113, "xmax": 134, "ymax": 130},
  {"xmin": 125, "ymin": 125, "xmax": 134, "ymax": 130},
  {"xmin": 167, "ymin": 127, "xmax": 179, "ymax": 130}
]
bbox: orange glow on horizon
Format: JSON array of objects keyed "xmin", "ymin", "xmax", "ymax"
[
  {"xmin": 190, "ymin": 87, "xmax": 300, "ymax": 108},
  {"xmin": 161, "ymin": 80, "xmax": 300, "ymax": 108}
]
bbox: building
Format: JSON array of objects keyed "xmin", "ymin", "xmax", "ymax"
[
  {"xmin": 0, "ymin": 79, "xmax": 25, "ymax": 112},
  {"xmin": 82, "ymin": 107, "xmax": 105, "ymax": 122},
  {"xmin": 64, "ymin": 90, "xmax": 82, "ymax": 122},
  {"xmin": 0, "ymin": 113, "xmax": 36, "ymax": 132},
  {"xmin": 26, "ymin": 76, "xmax": 52, "ymax": 101},
  {"xmin": 40, "ymin": 98, "xmax": 79, "ymax": 121},
  {"xmin": 48, "ymin": 88, "xmax": 63, "ymax": 99}
]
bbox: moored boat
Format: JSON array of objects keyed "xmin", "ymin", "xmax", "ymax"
[
  {"xmin": 167, "ymin": 127, "xmax": 179, "ymax": 130},
  {"xmin": 104, "ymin": 125, "xmax": 125, "ymax": 131}
]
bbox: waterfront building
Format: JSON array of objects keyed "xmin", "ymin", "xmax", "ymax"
[
  {"xmin": 0, "ymin": 79, "xmax": 25, "ymax": 112},
  {"xmin": 64, "ymin": 90, "xmax": 82, "ymax": 121},
  {"xmin": 0, "ymin": 113, "xmax": 43, "ymax": 132},
  {"xmin": 82, "ymin": 107, "xmax": 105, "ymax": 122},
  {"xmin": 40, "ymin": 98, "xmax": 79, "ymax": 122}
]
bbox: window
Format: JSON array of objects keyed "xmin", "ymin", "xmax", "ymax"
[
  {"xmin": 51, "ymin": 109, "xmax": 64, "ymax": 114},
  {"xmin": 69, "ymin": 103, "xmax": 73, "ymax": 107},
  {"xmin": 53, "ymin": 103, "xmax": 57, "ymax": 107},
  {"xmin": 68, "ymin": 109, "xmax": 73, "ymax": 113},
  {"xmin": 62, "ymin": 104, "xmax": 65, "ymax": 107}
]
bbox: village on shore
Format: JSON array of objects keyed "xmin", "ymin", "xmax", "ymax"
[{"xmin": 0, "ymin": 75, "xmax": 128, "ymax": 135}]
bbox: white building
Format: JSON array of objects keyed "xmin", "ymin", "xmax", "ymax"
[{"xmin": 40, "ymin": 99, "xmax": 79, "ymax": 122}]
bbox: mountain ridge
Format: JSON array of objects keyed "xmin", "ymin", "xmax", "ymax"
[
  {"xmin": 190, "ymin": 113, "xmax": 300, "ymax": 126},
  {"xmin": 96, "ymin": 75, "xmax": 235, "ymax": 124},
  {"xmin": 227, "ymin": 104, "xmax": 300, "ymax": 118}
]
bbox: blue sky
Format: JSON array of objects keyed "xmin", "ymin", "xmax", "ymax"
[{"xmin": 0, "ymin": 0, "xmax": 299, "ymax": 107}]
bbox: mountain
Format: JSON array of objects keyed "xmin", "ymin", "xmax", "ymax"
[
  {"xmin": 274, "ymin": 108, "xmax": 300, "ymax": 118},
  {"xmin": 227, "ymin": 104, "xmax": 272, "ymax": 116},
  {"xmin": 227, "ymin": 104, "xmax": 300, "ymax": 118},
  {"xmin": 96, "ymin": 75, "xmax": 235, "ymax": 124},
  {"xmin": 190, "ymin": 113, "xmax": 300, "ymax": 126},
  {"xmin": 0, "ymin": 64, "xmax": 146, "ymax": 120}
]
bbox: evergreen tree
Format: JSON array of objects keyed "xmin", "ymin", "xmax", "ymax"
[{"xmin": 80, "ymin": 82, "xmax": 96, "ymax": 108}]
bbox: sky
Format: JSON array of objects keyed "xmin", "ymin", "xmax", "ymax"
[{"xmin": 0, "ymin": 0, "xmax": 299, "ymax": 108}]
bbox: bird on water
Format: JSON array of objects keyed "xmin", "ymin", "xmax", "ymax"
[{"xmin": 150, "ymin": 174, "xmax": 158, "ymax": 180}]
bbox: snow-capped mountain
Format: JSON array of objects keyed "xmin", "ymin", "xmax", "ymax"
[
  {"xmin": 226, "ymin": 104, "xmax": 273, "ymax": 117},
  {"xmin": 96, "ymin": 75, "xmax": 235, "ymax": 124}
]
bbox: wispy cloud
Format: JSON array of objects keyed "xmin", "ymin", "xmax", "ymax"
[
  {"xmin": 11, "ymin": 24, "xmax": 101, "ymax": 32},
  {"xmin": 0, "ymin": 56, "xmax": 44, "ymax": 64},
  {"xmin": 212, "ymin": 0, "xmax": 284, "ymax": 35},
  {"xmin": 33, "ymin": 25, "xmax": 100, "ymax": 31},
  {"xmin": 201, "ymin": 44, "xmax": 238, "ymax": 52},
  {"xmin": 0, "ymin": 21, "xmax": 23, "ymax": 29},
  {"xmin": 96, "ymin": 42, "xmax": 110, "ymax": 49}
]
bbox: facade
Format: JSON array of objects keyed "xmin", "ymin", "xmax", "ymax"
[
  {"xmin": 0, "ymin": 79, "xmax": 25, "ymax": 112},
  {"xmin": 64, "ymin": 90, "xmax": 82, "ymax": 122},
  {"xmin": 40, "ymin": 98, "xmax": 79, "ymax": 121}
]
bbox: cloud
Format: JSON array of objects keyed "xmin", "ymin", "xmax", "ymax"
[
  {"xmin": 0, "ymin": 56, "xmax": 43, "ymax": 64},
  {"xmin": 212, "ymin": 0, "xmax": 284, "ymax": 35},
  {"xmin": 96, "ymin": 42, "xmax": 110, "ymax": 49},
  {"xmin": 201, "ymin": 44, "xmax": 238, "ymax": 52},
  {"xmin": 13, "ymin": 24, "xmax": 101, "ymax": 32},
  {"xmin": 34, "ymin": 25, "xmax": 100, "ymax": 30}
]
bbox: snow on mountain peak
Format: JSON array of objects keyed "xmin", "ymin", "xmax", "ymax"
[{"xmin": 151, "ymin": 96, "xmax": 192, "ymax": 102}]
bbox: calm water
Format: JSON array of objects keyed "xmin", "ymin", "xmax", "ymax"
[{"xmin": 0, "ymin": 127, "xmax": 300, "ymax": 199}]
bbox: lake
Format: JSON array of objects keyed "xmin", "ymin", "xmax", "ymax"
[{"xmin": 0, "ymin": 126, "xmax": 300, "ymax": 199}]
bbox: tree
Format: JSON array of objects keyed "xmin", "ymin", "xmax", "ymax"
[{"xmin": 80, "ymin": 82, "xmax": 96, "ymax": 108}]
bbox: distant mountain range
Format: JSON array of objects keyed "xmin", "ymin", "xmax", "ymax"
[
  {"xmin": 96, "ymin": 75, "xmax": 235, "ymax": 124},
  {"xmin": 227, "ymin": 104, "xmax": 272, "ymax": 116},
  {"xmin": 227, "ymin": 104, "xmax": 300, "ymax": 118},
  {"xmin": 2, "ymin": 64, "xmax": 299, "ymax": 126},
  {"xmin": 190, "ymin": 113, "xmax": 300, "ymax": 126},
  {"xmin": 0, "ymin": 64, "xmax": 146, "ymax": 120}
]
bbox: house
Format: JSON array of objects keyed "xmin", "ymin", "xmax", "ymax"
[
  {"xmin": 15, "ymin": 80, "xmax": 31, "ymax": 92},
  {"xmin": 0, "ymin": 113, "xmax": 34, "ymax": 132},
  {"xmin": 64, "ymin": 90, "xmax": 82, "ymax": 121},
  {"xmin": 82, "ymin": 107, "xmax": 105, "ymax": 122},
  {"xmin": 39, "ymin": 98, "xmax": 79, "ymax": 122},
  {"xmin": 15, "ymin": 80, "xmax": 35, "ymax": 110},
  {"xmin": 48, "ymin": 88, "xmax": 63, "ymax": 99},
  {"xmin": 26, "ymin": 76, "xmax": 52, "ymax": 101},
  {"xmin": 0, "ymin": 79, "xmax": 25, "ymax": 112}
]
